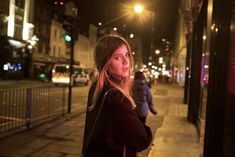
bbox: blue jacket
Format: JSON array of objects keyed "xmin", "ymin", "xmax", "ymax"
[{"xmin": 132, "ymin": 80, "xmax": 157, "ymax": 117}]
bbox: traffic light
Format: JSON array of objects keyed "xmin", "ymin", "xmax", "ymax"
[
  {"xmin": 63, "ymin": 34, "xmax": 73, "ymax": 42},
  {"xmin": 166, "ymin": 48, "xmax": 171, "ymax": 56}
]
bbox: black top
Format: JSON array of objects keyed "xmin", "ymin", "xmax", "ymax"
[{"xmin": 82, "ymin": 81, "xmax": 152, "ymax": 157}]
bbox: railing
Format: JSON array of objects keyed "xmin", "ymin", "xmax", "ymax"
[{"xmin": 0, "ymin": 86, "xmax": 67, "ymax": 137}]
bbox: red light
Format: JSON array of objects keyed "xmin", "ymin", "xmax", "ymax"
[{"xmin": 54, "ymin": 0, "xmax": 64, "ymax": 5}]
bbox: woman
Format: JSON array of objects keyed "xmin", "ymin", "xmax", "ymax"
[
  {"xmin": 132, "ymin": 71, "xmax": 158, "ymax": 124},
  {"xmin": 82, "ymin": 34, "xmax": 152, "ymax": 157}
]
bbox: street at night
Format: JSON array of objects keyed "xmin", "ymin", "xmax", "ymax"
[
  {"xmin": 1, "ymin": 0, "xmax": 235, "ymax": 157},
  {"xmin": 0, "ymin": 83, "xmax": 201, "ymax": 157}
]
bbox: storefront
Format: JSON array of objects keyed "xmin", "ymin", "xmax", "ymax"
[
  {"xmin": 31, "ymin": 54, "xmax": 70, "ymax": 81},
  {"xmin": 0, "ymin": 36, "xmax": 32, "ymax": 80},
  {"xmin": 187, "ymin": 0, "xmax": 235, "ymax": 156}
]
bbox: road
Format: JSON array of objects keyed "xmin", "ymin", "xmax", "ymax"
[{"xmin": 0, "ymin": 81, "xmax": 89, "ymax": 133}]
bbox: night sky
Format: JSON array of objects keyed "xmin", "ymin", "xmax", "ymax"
[{"xmin": 77, "ymin": 0, "xmax": 180, "ymax": 50}]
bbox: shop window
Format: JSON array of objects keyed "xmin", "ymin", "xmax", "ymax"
[{"xmin": 228, "ymin": 34, "xmax": 235, "ymax": 95}]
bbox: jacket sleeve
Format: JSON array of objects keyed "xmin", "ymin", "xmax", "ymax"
[
  {"xmin": 147, "ymin": 87, "xmax": 158, "ymax": 115},
  {"xmin": 82, "ymin": 81, "xmax": 96, "ymax": 154},
  {"xmin": 109, "ymin": 90, "xmax": 153, "ymax": 151}
]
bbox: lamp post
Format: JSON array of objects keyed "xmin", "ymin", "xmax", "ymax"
[
  {"xmin": 150, "ymin": 11, "xmax": 156, "ymax": 57},
  {"xmin": 98, "ymin": 3, "xmax": 149, "ymax": 37},
  {"xmin": 133, "ymin": 4, "xmax": 156, "ymax": 59},
  {"xmin": 63, "ymin": 1, "xmax": 78, "ymax": 113}
]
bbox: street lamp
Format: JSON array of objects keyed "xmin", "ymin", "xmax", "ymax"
[
  {"xmin": 150, "ymin": 12, "xmax": 156, "ymax": 57},
  {"xmin": 133, "ymin": 4, "xmax": 156, "ymax": 58},
  {"xmin": 155, "ymin": 49, "xmax": 160, "ymax": 55},
  {"xmin": 134, "ymin": 4, "xmax": 144, "ymax": 14},
  {"xmin": 97, "ymin": 3, "xmax": 149, "ymax": 37}
]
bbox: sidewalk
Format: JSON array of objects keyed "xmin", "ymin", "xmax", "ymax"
[
  {"xmin": 0, "ymin": 111, "xmax": 86, "ymax": 157},
  {"xmin": 0, "ymin": 83, "xmax": 201, "ymax": 157},
  {"xmin": 147, "ymin": 84, "xmax": 201, "ymax": 157}
]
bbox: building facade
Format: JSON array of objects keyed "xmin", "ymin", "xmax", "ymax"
[
  {"xmin": 0, "ymin": 0, "xmax": 98, "ymax": 81},
  {"xmin": 175, "ymin": 0, "xmax": 235, "ymax": 156},
  {"xmin": 74, "ymin": 24, "xmax": 97, "ymax": 69},
  {"xmin": 0, "ymin": 0, "xmax": 34, "ymax": 79}
]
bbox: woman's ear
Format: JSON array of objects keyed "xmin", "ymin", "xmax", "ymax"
[{"xmin": 105, "ymin": 70, "xmax": 110, "ymax": 77}]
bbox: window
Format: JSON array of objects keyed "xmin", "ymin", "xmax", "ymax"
[{"xmin": 54, "ymin": 29, "xmax": 57, "ymax": 40}]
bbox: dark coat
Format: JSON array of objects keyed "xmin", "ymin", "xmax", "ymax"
[
  {"xmin": 132, "ymin": 80, "xmax": 157, "ymax": 117},
  {"xmin": 82, "ymin": 82, "xmax": 152, "ymax": 157}
]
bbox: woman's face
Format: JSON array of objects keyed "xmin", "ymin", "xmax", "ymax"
[{"xmin": 108, "ymin": 43, "xmax": 130, "ymax": 79}]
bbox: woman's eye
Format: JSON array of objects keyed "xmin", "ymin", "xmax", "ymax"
[
  {"xmin": 114, "ymin": 56, "xmax": 121, "ymax": 60},
  {"xmin": 126, "ymin": 53, "xmax": 130, "ymax": 57}
]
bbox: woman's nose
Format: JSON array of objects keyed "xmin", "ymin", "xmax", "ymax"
[{"xmin": 122, "ymin": 56, "xmax": 129, "ymax": 64}]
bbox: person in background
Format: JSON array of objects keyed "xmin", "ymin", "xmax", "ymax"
[
  {"xmin": 132, "ymin": 71, "xmax": 158, "ymax": 124},
  {"xmin": 82, "ymin": 34, "xmax": 152, "ymax": 157}
]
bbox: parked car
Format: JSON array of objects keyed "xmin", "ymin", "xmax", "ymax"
[
  {"xmin": 51, "ymin": 64, "xmax": 90, "ymax": 86},
  {"xmin": 73, "ymin": 67, "xmax": 90, "ymax": 85}
]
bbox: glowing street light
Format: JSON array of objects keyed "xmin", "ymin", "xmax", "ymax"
[
  {"xmin": 134, "ymin": 4, "xmax": 144, "ymax": 14},
  {"xmin": 99, "ymin": 3, "xmax": 144, "ymax": 29},
  {"xmin": 130, "ymin": 33, "xmax": 134, "ymax": 38},
  {"xmin": 155, "ymin": 49, "xmax": 160, "ymax": 54},
  {"xmin": 97, "ymin": 4, "xmax": 145, "ymax": 36},
  {"xmin": 133, "ymin": 4, "xmax": 156, "ymax": 57}
]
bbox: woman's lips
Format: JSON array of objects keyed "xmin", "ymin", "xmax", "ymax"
[{"xmin": 122, "ymin": 67, "xmax": 129, "ymax": 72}]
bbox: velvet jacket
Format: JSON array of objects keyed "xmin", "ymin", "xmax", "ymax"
[{"xmin": 82, "ymin": 81, "xmax": 153, "ymax": 157}]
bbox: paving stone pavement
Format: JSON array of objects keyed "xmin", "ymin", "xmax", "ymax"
[
  {"xmin": 147, "ymin": 84, "xmax": 201, "ymax": 157},
  {"xmin": 0, "ymin": 112, "xmax": 85, "ymax": 157}
]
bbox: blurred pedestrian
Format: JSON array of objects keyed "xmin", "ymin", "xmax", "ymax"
[
  {"xmin": 82, "ymin": 34, "xmax": 152, "ymax": 157},
  {"xmin": 132, "ymin": 71, "xmax": 158, "ymax": 124}
]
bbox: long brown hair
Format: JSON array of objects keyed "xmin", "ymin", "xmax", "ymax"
[{"xmin": 90, "ymin": 34, "xmax": 135, "ymax": 109}]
